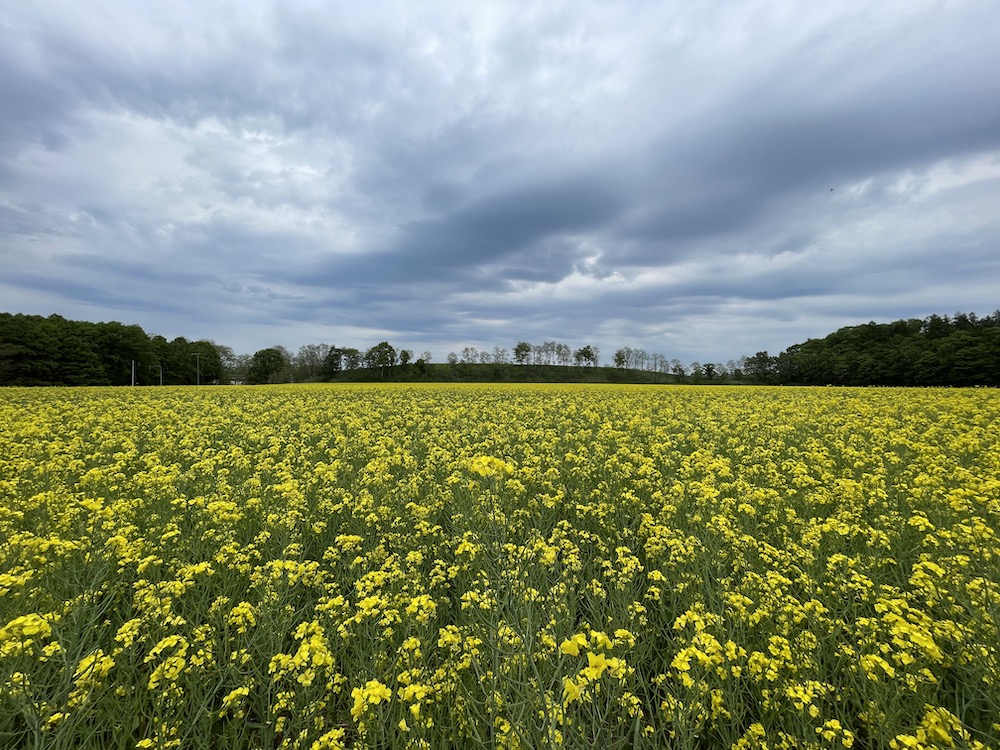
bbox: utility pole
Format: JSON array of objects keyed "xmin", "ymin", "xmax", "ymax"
[
  {"xmin": 193, "ymin": 352, "xmax": 200, "ymax": 385},
  {"xmin": 131, "ymin": 359, "xmax": 136, "ymax": 386}
]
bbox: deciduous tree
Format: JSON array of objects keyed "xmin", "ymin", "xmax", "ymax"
[{"xmin": 247, "ymin": 348, "xmax": 287, "ymax": 384}]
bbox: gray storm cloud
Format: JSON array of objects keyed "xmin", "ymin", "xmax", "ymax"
[{"xmin": 1, "ymin": 0, "xmax": 999, "ymax": 362}]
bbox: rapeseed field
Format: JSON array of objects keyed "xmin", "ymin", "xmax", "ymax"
[{"xmin": 1, "ymin": 384, "xmax": 998, "ymax": 749}]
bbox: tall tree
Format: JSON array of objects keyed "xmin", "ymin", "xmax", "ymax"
[
  {"xmin": 513, "ymin": 342, "xmax": 532, "ymax": 365},
  {"xmin": 94, "ymin": 321, "xmax": 156, "ymax": 385},
  {"xmin": 320, "ymin": 347, "xmax": 343, "ymax": 379},
  {"xmin": 247, "ymin": 348, "xmax": 287, "ymax": 384},
  {"xmin": 364, "ymin": 341, "xmax": 396, "ymax": 376},
  {"xmin": 214, "ymin": 343, "xmax": 239, "ymax": 384},
  {"xmin": 574, "ymin": 345, "xmax": 598, "ymax": 367},
  {"xmin": 742, "ymin": 352, "xmax": 777, "ymax": 384},
  {"xmin": 341, "ymin": 348, "xmax": 362, "ymax": 370},
  {"xmin": 191, "ymin": 340, "xmax": 223, "ymax": 384}
]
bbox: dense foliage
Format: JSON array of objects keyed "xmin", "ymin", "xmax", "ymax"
[
  {"xmin": 2, "ymin": 384, "xmax": 998, "ymax": 749},
  {"xmin": 744, "ymin": 312, "xmax": 1000, "ymax": 386},
  {"xmin": 0, "ymin": 314, "xmax": 221, "ymax": 386}
]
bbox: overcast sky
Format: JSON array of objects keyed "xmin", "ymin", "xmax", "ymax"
[{"xmin": 2, "ymin": 1, "xmax": 999, "ymax": 364}]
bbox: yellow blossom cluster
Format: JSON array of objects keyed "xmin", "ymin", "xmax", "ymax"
[{"xmin": 1, "ymin": 383, "xmax": 998, "ymax": 748}]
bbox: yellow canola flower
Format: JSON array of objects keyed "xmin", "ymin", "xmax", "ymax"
[
  {"xmin": 582, "ymin": 651, "xmax": 627, "ymax": 681},
  {"xmin": 559, "ymin": 632, "xmax": 589, "ymax": 657},
  {"xmin": 860, "ymin": 654, "xmax": 896, "ymax": 681},
  {"xmin": 562, "ymin": 676, "xmax": 585, "ymax": 705},
  {"xmin": 310, "ymin": 728, "xmax": 347, "ymax": 750},
  {"xmin": 219, "ymin": 685, "xmax": 251, "ymax": 717},
  {"xmin": 399, "ymin": 683, "xmax": 430, "ymax": 702},
  {"xmin": 1, "ymin": 613, "xmax": 54, "ymax": 641},
  {"xmin": 350, "ymin": 679, "xmax": 392, "ymax": 720},
  {"xmin": 227, "ymin": 601, "xmax": 257, "ymax": 633},
  {"xmin": 405, "ymin": 594, "xmax": 437, "ymax": 623},
  {"xmin": 590, "ymin": 630, "xmax": 613, "ymax": 651},
  {"xmin": 74, "ymin": 649, "xmax": 115, "ymax": 682},
  {"xmin": 469, "ymin": 455, "xmax": 515, "ymax": 477},
  {"xmin": 614, "ymin": 629, "xmax": 637, "ymax": 648}
]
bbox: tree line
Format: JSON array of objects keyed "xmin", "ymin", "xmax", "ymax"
[
  {"xmin": 0, "ymin": 315, "xmax": 411, "ymax": 386},
  {"xmin": 0, "ymin": 313, "xmax": 222, "ymax": 386},
  {"xmin": 439, "ymin": 342, "xmax": 600, "ymax": 367},
  {"xmin": 246, "ymin": 341, "xmax": 606, "ymax": 383},
  {"xmin": 738, "ymin": 311, "xmax": 1000, "ymax": 386},
  {"xmin": 3, "ymin": 310, "xmax": 999, "ymax": 387},
  {"xmin": 239, "ymin": 342, "xmax": 425, "ymax": 384}
]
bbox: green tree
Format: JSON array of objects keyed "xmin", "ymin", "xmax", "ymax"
[
  {"xmin": 161, "ymin": 337, "xmax": 197, "ymax": 384},
  {"xmin": 56, "ymin": 325, "xmax": 105, "ymax": 385},
  {"xmin": 574, "ymin": 345, "xmax": 599, "ymax": 367},
  {"xmin": 0, "ymin": 313, "xmax": 57, "ymax": 384},
  {"xmin": 320, "ymin": 347, "xmax": 343, "ymax": 379},
  {"xmin": 247, "ymin": 348, "xmax": 287, "ymax": 385},
  {"xmin": 94, "ymin": 321, "xmax": 156, "ymax": 385},
  {"xmin": 341, "ymin": 348, "xmax": 362, "ymax": 370},
  {"xmin": 191, "ymin": 340, "xmax": 223, "ymax": 384},
  {"xmin": 513, "ymin": 342, "xmax": 532, "ymax": 365},
  {"xmin": 213, "ymin": 343, "xmax": 239, "ymax": 384},
  {"xmin": 743, "ymin": 352, "xmax": 777, "ymax": 384},
  {"xmin": 364, "ymin": 341, "xmax": 396, "ymax": 377},
  {"xmin": 293, "ymin": 344, "xmax": 330, "ymax": 382}
]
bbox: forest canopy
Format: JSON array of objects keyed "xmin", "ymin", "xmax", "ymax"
[
  {"xmin": 0, "ymin": 313, "xmax": 221, "ymax": 386},
  {"xmin": 741, "ymin": 312, "xmax": 1000, "ymax": 387}
]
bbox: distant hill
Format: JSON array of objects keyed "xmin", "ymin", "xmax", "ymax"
[{"xmin": 325, "ymin": 362, "xmax": 685, "ymax": 384}]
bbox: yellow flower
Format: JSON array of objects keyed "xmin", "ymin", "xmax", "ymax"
[
  {"xmin": 559, "ymin": 633, "xmax": 589, "ymax": 657},
  {"xmin": 860, "ymin": 654, "xmax": 896, "ymax": 681},
  {"xmin": 310, "ymin": 728, "xmax": 347, "ymax": 750},
  {"xmin": 228, "ymin": 602, "xmax": 257, "ymax": 633},
  {"xmin": 562, "ymin": 676, "xmax": 584, "ymax": 704},
  {"xmin": 817, "ymin": 719, "xmax": 843, "ymax": 742},
  {"xmin": 582, "ymin": 651, "xmax": 623, "ymax": 681},
  {"xmin": 350, "ymin": 679, "xmax": 392, "ymax": 720}
]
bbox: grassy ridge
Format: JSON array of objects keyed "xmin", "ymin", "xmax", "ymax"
[
  {"xmin": 1, "ymin": 384, "xmax": 998, "ymax": 749},
  {"xmin": 326, "ymin": 363, "xmax": 684, "ymax": 383}
]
